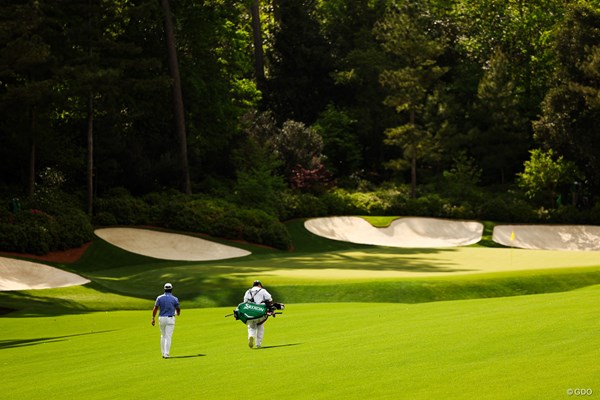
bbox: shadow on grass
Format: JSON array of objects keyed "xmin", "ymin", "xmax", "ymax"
[
  {"xmin": 169, "ymin": 354, "xmax": 207, "ymax": 359},
  {"xmin": 4, "ymin": 218, "xmax": 600, "ymax": 314},
  {"xmin": 0, "ymin": 289, "xmax": 101, "ymax": 318},
  {"xmin": 0, "ymin": 330, "xmax": 119, "ymax": 349},
  {"xmin": 258, "ymin": 343, "xmax": 302, "ymax": 349}
]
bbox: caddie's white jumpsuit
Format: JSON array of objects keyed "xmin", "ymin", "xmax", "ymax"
[{"xmin": 243, "ymin": 286, "xmax": 272, "ymax": 348}]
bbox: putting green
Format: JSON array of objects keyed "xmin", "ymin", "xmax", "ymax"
[{"xmin": 234, "ymin": 247, "xmax": 600, "ymax": 283}]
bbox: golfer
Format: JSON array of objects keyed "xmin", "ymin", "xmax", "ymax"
[
  {"xmin": 152, "ymin": 282, "xmax": 180, "ymax": 358},
  {"xmin": 243, "ymin": 280, "xmax": 273, "ymax": 349}
]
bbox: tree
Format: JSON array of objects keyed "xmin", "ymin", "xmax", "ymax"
[
  {"xmin": 440, "ymin": 151, "xmax": 482, "ymax": 200},
  {"xmin": 250, "ymin": 0, "xmax": 266, "ymax": 90},
  {"xmin": 517, "ymin": 148, "xmax": 580, "ymax": 208},
  {"xmin": 534, "ymin": 3, "xmax": 600, "ymax": 196},
  {"xmin": 0, "ymin": 1, "xmax": 56, "ymax": 196},
  {"xmin": 264, "ymin": 0, "xmax": 335, "ymax": 124},
  {"xmin": 451, "ymin": 0, "xmax": 565, "ymax": 118},
  {"xmin": 467, "ymin": 49, "xmax": 529, "ymax": 184},
  {"xmin": 48, "ymin": 0, "xmax": 173, "ymax": 207},
  {"xmin": 272, "ymin": 120, "xmax": 324, "ymax": 179},
  {"xmin": 312, "ymin": 104, "xmax": 362, "ymax": 180},
  {"xmin": 237, "ymin": 110, "xmax": 325, "ymax": 184},
  {"xmin": 54, "ymin": 0, "xmax": 121, "ymax": 214},
  {"xmin": 232, "ymin": 110, "xmax": 285, "ymax": 212},
  {"xmin": 319, "ymin": 0, "xmax": 394, "ymax": 178},
  {"xmin": 169, "ymin": 0, "xmax": 260, "ymax": 188},
  {"xmin": 160, "ymin": 0, "xmax": 191, "ymax": 194},
  {"xmin": 374, "ymin": 0, "xmax": 448, "ymax": 198}
]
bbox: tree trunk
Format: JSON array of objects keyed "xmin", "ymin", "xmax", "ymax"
[
  {"xmin": 28, "ymin": 143, "xmax": 36, "ymax": 198},
  {"xmin": 250, "ymin": 0, "xmax": 266, "ymax": 90},
  {"xmin": 410, "ymin": 144, "xmax": 417, "ymax": 199},
  {"xmin": 86, "ymin": 92, "xmax": 94, "ymax": 215},
  {"xmin": 410, "ymin": 109, "xmax": 417, "ymax": 199},
  {"xmin": 86, "ymin": 0, "xmax": 94, "ymax": 214},
  {"xmin": 28, "ymin": 106, "xmax": 36, "ymax": 197},
  {"xmin": 160, "ymin": 0, "xmax": 191, "ymax": 194}
]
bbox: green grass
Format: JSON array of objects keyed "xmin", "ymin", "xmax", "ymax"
[
  {"xmin": 2, "ymin": 286, "xmax": 598, "ymax": 399},
  {"xmin": 0, "ymin": 217, "xmax": 599, "ymax": 398},
  {"xmin": 2, "ymin": 218, "xmax": 600, "ymax": 313}
]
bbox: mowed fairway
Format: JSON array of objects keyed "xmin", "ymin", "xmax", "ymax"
[
  {"xmin": 2, "ymin": 286, "xmax": 598, "ymax": 400},
  {"xmin": 1, "ymin": 218, "xmax": 599, "ymax": 399}
]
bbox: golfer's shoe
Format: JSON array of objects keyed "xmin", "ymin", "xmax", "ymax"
[{"xmin": 248, "ymin": 336, "xmax": 255, "ymax": 348}]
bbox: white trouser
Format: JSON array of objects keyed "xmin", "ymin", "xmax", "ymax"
[
  {"xmin": 247, "ymin": 317, "xmax": 267, "ymax": 347},
  {"xmin": 159, "ymin": 316, "xmax": 176, "ymax": 357}
]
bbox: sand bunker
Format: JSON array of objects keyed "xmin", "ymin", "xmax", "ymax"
[
  {"xmin": 0, "ymin": 258, "xmax": 90, "ymax": 291},
  {"xmin": 493, "ymin": 224, "xmax": 600, "ymax": 251},
  {"xmin": 304, "ymin": 216, "xmax": 484, "ymax": 248},
  {"xmin": 94, "ymin": 227, "xmax": 251, "ymax": 261},
  {"xmin": 0, "ymin": 228, "xmax": 250, "ymax": 291}
]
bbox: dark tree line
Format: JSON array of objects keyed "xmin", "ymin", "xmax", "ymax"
[{"xmin": 1, "ymin": 0, "xmax": 599, "ymax": 214}]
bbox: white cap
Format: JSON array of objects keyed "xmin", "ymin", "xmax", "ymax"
[{"xmin": 164, "ymin": 283, "xmax": 173, "ymax": 290}]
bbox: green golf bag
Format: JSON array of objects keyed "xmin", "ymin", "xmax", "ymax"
[
  {"xmin": 232, "ymin": 302, "xmax": 285, "ymax": 324},
  {"xmin": 233, "ymin": 302, "xmax": 268, "ymax": 324}
]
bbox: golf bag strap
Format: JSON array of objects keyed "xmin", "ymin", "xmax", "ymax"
[{"xmin": 249, "ymin": 288, "xmax": 262, "ymax": 303}]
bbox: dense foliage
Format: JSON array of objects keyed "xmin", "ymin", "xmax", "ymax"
[{"xmin": 1, "ymin": 0, "xmax": 599, "ymax": 254}]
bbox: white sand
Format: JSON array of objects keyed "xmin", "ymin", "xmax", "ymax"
[
  {"xmin": 1, "ymin": 228, "xmax": 251, "ymax": 291},
  {"xmin": 94, "ymin": 227, "xmax": 252, "ymax": 261},
  {"xmin": 493, "ymin": 224, "xmax": 600, "ymax": 251},
  {"xmin": 0, "ymin": 258, "xmax": 90, "ymax": 291},
  {"xmin": 304, "ymin": 216, "xmax": 484, "ymax": 248}
]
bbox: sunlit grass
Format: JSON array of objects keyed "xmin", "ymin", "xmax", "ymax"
[
  {"xmin": 2, "ymin": 286, "xmax": 598, "ymax": 399},
  {"xmin": 1, "ymin": 218, "xmax": 598, "ymax": 398}
]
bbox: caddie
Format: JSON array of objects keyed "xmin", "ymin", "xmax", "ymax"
[{"xmin": 243, "ymin": 280, "xmax": 273, "ymax": 349}]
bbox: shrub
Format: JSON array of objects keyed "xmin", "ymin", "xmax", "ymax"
[
  {"xmin": 279, "ymin": 191, "xmax": 328, "ymax": 220},
  {"xmin": 404, "ymin": 194, "xmax": 446, "ymax": 217},
  {"xmin": 348, "ymin": 192, "xmax": 387, "ymax": 215},
  {"xmin": 95, "ymin": 189, "xmax": 150, "ymax": 225},
  {"xmin": 262, "ymin": 221, "xmax": 293, "ymax": 250},
  {"xmin": 442, "ymin": 202, "xmax": 477, "ymax": 219},
  {"xmin": 235, "ymin": 208, "xmax": 291, "ymax": 249},
  {"xmin": 548, "ymin": 204, "xmax": 600, "ymax": 225},
  {"xmin": 92, "ymin": 212, "xmax": 118, "ymax": 226},
  {"xmin": 151, "ymin": 194, "xmax": 292, "ymax": 250},
  {"xmin": 0, "ymin": 219, "xmax": 50, "ymax": 254},
  {"xmin": 0, "ymin": 207, "xmax": 93, "ymax": 254},
  {"xmin": 53, "ymin": 210, "xmax": 94, "ymax": 250},
  {"xmin": 321, "ymin": 189, "xmax": 358, "ymax": 215},
  {"xmin": 478, "ymin": 196, "xmax": 536, "ymax": 223}
]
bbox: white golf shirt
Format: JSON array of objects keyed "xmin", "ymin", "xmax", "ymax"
[{"xmin": 244, "ymin": 287, "xmax": 272, "ymax": 304}]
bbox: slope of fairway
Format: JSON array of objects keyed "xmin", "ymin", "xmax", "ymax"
[{"xmin": 1, "ymin": 286, "xmax": 598, "ymax": 400}]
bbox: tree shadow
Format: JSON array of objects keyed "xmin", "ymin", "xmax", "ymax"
[{"xmin": 0, "ymin": 329, "xmax": 118, "ymax": 349}]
